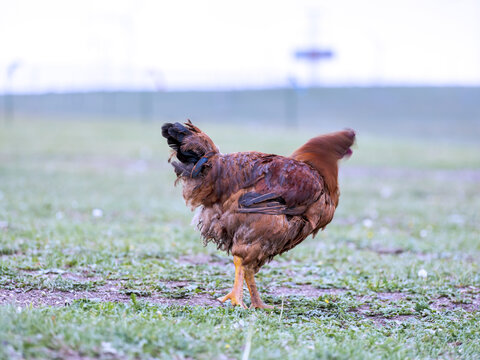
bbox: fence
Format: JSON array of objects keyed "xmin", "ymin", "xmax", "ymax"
[{"xmin": 1, "ymin": 87, "xmax": 479, "ymax": 137}]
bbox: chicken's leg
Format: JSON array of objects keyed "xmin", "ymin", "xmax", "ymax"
[
  {"xmin": 244, "ymin": 269, "xmax": 274, "ymax": 309},
  {"xmin": 217, "ymin": 256, "xmax": 246, "ymax": 308}
]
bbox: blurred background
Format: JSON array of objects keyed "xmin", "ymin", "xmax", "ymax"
[
  {"xmin": 1, "ymin": 2, "xmax": 480, "ymax": 356},
  {"xmin": 1, "ymin": 0, "xmax": 479, "ymax": 139}
]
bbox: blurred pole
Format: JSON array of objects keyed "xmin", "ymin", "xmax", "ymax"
[
  {"xmin": 4, "ymin": 61, "xmax": 21, "ymax": 122},
  {"xmin": 308, "ymin": 10, "xmax": 319, "ymax": 87},
  {"xmin": 293, "ymin": 9, "xmax": 334, "ymax": 88},
  {"xmin": 140, "ymin": 91, "xmax": 153, "ymax": 122},
  {"xmin": 285, "ymin": 76, "xmax": 298, "ymax": 128},
  {"xmin": 144, "ymin": 69, "xmax": 165, "ymax": 122}
]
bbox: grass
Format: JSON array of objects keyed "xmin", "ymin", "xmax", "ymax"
[{"xmin": 0, "ymin": 117, "xmax": 479, "ymax": 359}]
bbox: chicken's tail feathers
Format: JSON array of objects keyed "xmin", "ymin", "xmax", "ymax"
[
  {"xmin": 162, "ymin": 120, "xmax": 219, "ymax": 178},
  {"xmin": 291, "ymin": 129, "xmax": 356, "ymax": 205},
  {"xmin": 338, "ymin": 129, "xmax": 356, "ymax": 159},
  {"xmin": 291, "ymin": 128, "xmax": 356, "ymax": 162}
]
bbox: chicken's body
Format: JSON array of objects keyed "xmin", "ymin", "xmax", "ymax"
[
  {"xmin": 162, "ymin": 121, "xmax": 355, "ymax": 308},
  {"xmin": 190, "ymin": 152, "xmax": 335, "ymax": 270}
]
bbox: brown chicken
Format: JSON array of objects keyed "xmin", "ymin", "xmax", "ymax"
[{"xmin": 162, "ymin": 120, "xmax": 355, "ymax": 309}]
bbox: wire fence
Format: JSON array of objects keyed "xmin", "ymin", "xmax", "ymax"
[{"xmin": 1, "ymin": 87, "xmax": 479, "ymax": 137}]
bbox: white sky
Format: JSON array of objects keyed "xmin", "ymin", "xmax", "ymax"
[{"xmin": 1, "ymin": 0, "xmax": 480, "ymax": 92}]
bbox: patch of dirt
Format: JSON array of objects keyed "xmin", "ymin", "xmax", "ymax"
[
  {"xmin": 353, "ymin": 292, "xmax": 407, "ymax": 307},
  {"xmin": 21, "ymin": 269, "xmax": 103, "ymax": 283},
  {"xmin": 351, "ymin": 296, "xmax": 417, "ymax": 325},
  {"xmin": 351, "ymin": 298, "xmax": 417, "ymax": 325},
  {"xmin": 0, "ymin": 287, "xmax": 128, "ymax": 307},
  {"xmin": 0, "ymin": 285, "xmax": 222, "ymax": 308},
  {"xmin": 151, "ymin": 292, "xmax": 221, "ymax": 307},
  {"xmin": 352, "ymin": 290, "xmax": 480, "ymax": 325},
  {"xmin": 368, "ymin": 314, "xmax": 416, "ymax": 326},
  {"xmin": 2, "ymin": 272, "xmax": 479, "ymax": 318},
  {"xmin": 0, "ymin": 280, "xmax": 348, "ymax": 308},
  {"xmin": 371, "ymin": 247, "xmax": 406, "ymax": 255},
  {"xmin": 430, "ymin": 293, "xmax": 480, "ymax": 312},
  {"xmin": 458, "ymin": 285, "xmax": 480, "ymax": 294},
  {"xmin": 352, "ymin": 304, "xmax": 371, "ymax": 313},
  {"xmin": 376, "ymin": 292, "xmax": 407, "ymax": 301},
  {"xmin": 269, "ymin": 284, "xmax": 346, "ymax": 298}
]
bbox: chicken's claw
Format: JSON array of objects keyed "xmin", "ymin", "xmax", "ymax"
[
  {"xmin": 217, "ymin": 256, "xmax": 247, "ymax": 308},
  {"xmin": 250, "ymin": 303, "xmax": 274, "ymax": 310},
  {"xmin": 244, "ymin": 268, "xmax": 273, "ymax": 310},
  {"xmin": 217, "ymin": 292, "xmax": 247, "ymax": 309}
]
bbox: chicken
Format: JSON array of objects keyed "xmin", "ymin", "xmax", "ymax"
[{"xmin": 162, "ymin": 120, "xmax": 355, "ymax": 309}]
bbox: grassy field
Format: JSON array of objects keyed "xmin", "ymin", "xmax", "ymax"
[{"xmin": 0, "ymin": 117, "xmax": 479, "ymax": 359}]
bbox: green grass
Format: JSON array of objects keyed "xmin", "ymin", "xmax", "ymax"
[{"xmin": 0, "ymin": 117, "xmax": 479, "ymax": 359}]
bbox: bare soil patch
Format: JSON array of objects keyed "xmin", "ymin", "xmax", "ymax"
[
  {"xmin": 269, "ymin": 284, "xmax": 346, "ymax": 298},
  {"xmin": 371, "ymin": 247, "xmax": 406, "ymax": 255},
  {"xmin": 1, "ymin": 284, "xmax": 478, "ymax": 328},
  {"xmin": 376, "ymin": 292, "xmax": 408, "ymax": 301},
  {"xmin": 0, "ymin": 279, "xmax": 347, "ymax": 308},
  {"xmin": 2, "ymin": 282, "xmax": 479, "ymax": 314},
  {"xmin": 22, "ymin": 269, "xmax": 103, "ymax": 283},
  {"xmin": 4, "ymin": 284, "xmax": 478, "ymax": 312},
  {"xmin": 0, "ymin": 288, "xmax": 128, "ymax": 307},
  {"xmin": 352, "ymin": 289, "xmax": 480, "ymax": 325},
  {"xmin": 431, "ymin": 286, "xmax": 480, "ymax": 312},
  {"xmin": 368, "ymin": 314, "xmax": 417, "ymax": 326},
  {"xmin": 0, "ymin": 285, "xmax": 221, "ymax": 308}
]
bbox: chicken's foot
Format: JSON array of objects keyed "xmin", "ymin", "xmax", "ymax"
[
  {"xmin": 245, "ymin": 269, "xmax": 274, "ymax": 309},
  {"xmin": 217, "ymin": 256, "xmax": 247, "ymax": 308}
]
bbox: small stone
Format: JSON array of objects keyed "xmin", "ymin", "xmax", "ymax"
[
  {"xmin": 418, "ymin": 269, "xmax": 428, "ymax": 278},
  {"xmin": 380, "ymin": 186, "xmax": 392, "ymax": 199},
  {"xmin": 101, "ymin": 342, "xmax": 117, "ymax": 355},
  {"xmin": 362, "ymin": 219, "xmax": 373, "ymax": 228},
  {"xmin": 92, "ymin": 208, "xmax": 103, "ymax": 218}
]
